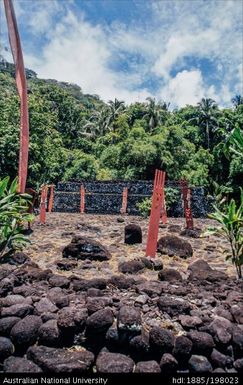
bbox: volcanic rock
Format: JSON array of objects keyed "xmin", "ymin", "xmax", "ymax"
[
  {"xmin": 158, "ymin": 268, "xmax": 183, "ymax": 282},
  {"xmin": 86, "ymin": 308, "xmax": 114, "ymax": 333},
  {"xmin": 96, "ymin": 351, "xmax": 134, "ymax": 373},
  {"xmin": 149, "ymin": 327, "xmax": 174, "ymax": 354},
  {"xmin": 0, "ymin": 337, "xmax": 15, "ymax": 362},
  {"xmin": 34, "ymin": 298, "xmax": 58, "ymax": 315},
  {"xmin": 188, "ymin": 259, "xmax": 227, "ymax": 282},
  {"xmin": 0, "ymin": 317, "xmax": 21, "ymax": 336},
  {"xmin": 48, "ymin": 275, "xmax": 70, "ymax": 288},
  {"xmin": 118, "ymin": 259, "xmax": 144, "ymax": 274},
  {"xmin": 117, "ymin": 306, "xmax": 142, "ymax": 332},
  {"xmin": 109, "ymin": 275, "xmax": 135, "ymax": 289},
  {"xmin": 172, "ymin": 336, "xmax": 192, "ymax": 361},
  {"xmin": 3, "ymin": 356, "xmax": 42, "ymax": 373},
  {"xmin": 179, "ymin": 315, "xmax": 203, "ymax": 329},
  {"xmin": 1, "ymin": 303, "xmax": 33, "ymax": 318},
  {"xmin": 124, "ymin": 224, "xmax": 142, "ymax": 244},
  {"xmin": 210, "ymin": 349, "xmax": 233, "ymax": 368},
  {"xmin": 160, "ymin": 353, "xmax": 178, "ymax": 374},
  {"xmin": 38, "ymin": 320, "xmax": 60, "ymax": 346},
  {"xmin": 10, "ymin": 315, "xmax": 42, "ymax": 347},
  {"xmin": 188, "ymin": 355, "xmax": 213, "ymax": 373},
  {"xmin": 135, "ymin": 360, "xmax": 161, "ymax": 373},
  {"xmin": 187, "ymin": 331, "xmax": 215, "ymax": 356},
  {"xmin": 86, "ymin": 297, "xmax": 112, "ymax": 315},
  {"xmin": 158, "ymin": 295, "xmax": 191, "ymax": 316},
  {"xmin": 63, "ymin": 236, "xmax": 111, "ymax": 261},
  {"xmin": 157, "ymin": 235, "xmax": 193, "ymax": 258},
  {"xmin": 27, "ymin": 345, "xmax": 94, "ymax": 373},
  {"xmin": 136, "ymin": 280, "xmax": 164, "ymax": 297}
]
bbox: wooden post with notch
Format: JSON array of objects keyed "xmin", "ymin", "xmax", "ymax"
[
  {"xmin": 120, "ymin": 187, "xmax": 128, "ymax": 214},
  {"xmin": 180, "ymin": 179, "xmax": 194, "ymax": 229},
  {"xmin": 161, "ymin": 172, "xmax": 167, "ymax": 224},
  {"xmin": 48, "ymin": 184, "xmax": 54, "ymax": 213},
  {"xmin": 40, "ymin": 185, "xmax": 48, "ymax": 224},
  {"xmin": 146, "ymin": 169, "xmax": 165, "ymax": 257},
  {"xmin": 80, "ymin": 185, "xmax": 85, "ymax": 214}
]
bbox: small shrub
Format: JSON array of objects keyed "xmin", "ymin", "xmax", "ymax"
[
  {"xmin": 0, "ymin": 177, "xmax": 34, "ymax": 260},
  {"xmin": 204, "ymin": 188, "xmax": 243, "ymax": 279}
]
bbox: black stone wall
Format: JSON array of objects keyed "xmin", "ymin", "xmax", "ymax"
[{"xmin": 53, "ymin": 180, "xmax": 209, "ymax": 217}]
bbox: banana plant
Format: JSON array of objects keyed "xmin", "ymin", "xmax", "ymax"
[
  {"xmin": 205, "ymin": 188, "xmax": 243, "ymax": 279},
  {"xmin": 0, "ymin": 176, "xmax": 34, "ymax": 260}
]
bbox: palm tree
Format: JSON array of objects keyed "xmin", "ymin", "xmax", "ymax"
[
  {"xmin": 196, "ymin": 98, "xmax": 219, "ymax": 149},
  {"xmin": 144, "ymin": 97, "xmax": 168, "ymax": 132},
  {"xmin": 232, "ymin": 95, "xmax": 243, "ymax": 109},
  {"xmin": 106, "ymin": 98, "xmax": 125, "ymax": 132},
  {"xmin": 82, "ymin": 108, "xmax": 109, "ymax": 138}
]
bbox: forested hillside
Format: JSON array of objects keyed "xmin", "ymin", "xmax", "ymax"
[{"xmin": 0, "ymin": 60, "xmax": 242, "ymax": 194}]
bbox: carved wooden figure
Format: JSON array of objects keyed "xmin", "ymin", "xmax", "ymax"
[
  {"xmin": 80, "ymin": 185, "xmax": 85, "ymax": 214},
  {"xmin": 120, "ymin": 187, "xmax": 128, "ymax": 214}
]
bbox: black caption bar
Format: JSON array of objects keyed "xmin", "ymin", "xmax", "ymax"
[{"xmin": 0, "ymin": 374, "xmax": 242, "ymax": 385}]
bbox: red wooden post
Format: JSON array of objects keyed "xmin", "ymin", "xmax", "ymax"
[
  {"xmin": 180, "ymin": 179, "xmax": 194, "ymax": 229},
  {"xmin": 120, "ymin": 187, "xmax": 128, "ymax": 214},
  {"xmin": 80, "ymin": 185, "xmax": 85, "ymax": 214},
  {"xmin": 40, "ymin": 185, "xmax": 48, "ymax": 224},
  {"xmin": 146, "ymin": 169, "xmax": 164, "ymax": 257},
  {"xmin": 48, "ymin": 184, "xmax": 54, "ymax": 213},
  {"xmin": 4, "ymin": 0, "xmax": 29, "ymax": 193},
  {"xmin": 161, "ymin": 172, "xmax": 167, "ymax": 224}
]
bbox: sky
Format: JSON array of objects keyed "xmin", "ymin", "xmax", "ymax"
[{"xmin": 0, "ymin": 0, "xmax": 243, "ymax": 107}]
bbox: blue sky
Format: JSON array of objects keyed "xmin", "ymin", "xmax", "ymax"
[{"xmin": 1, "ymin": 0, "xmax": 243, "ymax": 107}]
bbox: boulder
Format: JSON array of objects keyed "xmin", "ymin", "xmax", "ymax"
[
  {"xmin": 187, "ymin": 331, "xmax": 215, "ymax": 356},
  {"xmin": 149, "ymin": 327, "xmax": 174, "ymax": 354},
  {"xmin": 230, "ymin": 305, "xmax": 243, "ymax": 324},
  {"xmin": 56, "ymin": 260, "xmax": 78, "ymax": 271},
  {"xmin": 63, "ymin": 236, "xmax": 111, "ymax": 261},
  {"xmin": 72, "ymin": 277, "xmax": 107, "ymax": 291},
  {"xmin": 157, "ymin": 235, "xmax": 193, "ymax": 258},
  {"xmin": 136, "ymin": 281, "xmax": 164, "ymax": 297},
  {"xmin": 57, "ymin": 307, "xmax": 87, "ymax": 331},
  {"xmin": 38, "ymin": 320, "xmax": 60, "ymax": 346},
  {"xmin": 0, "ymin": 317, "xmax": 21, "ymax": 336},
  {"xmin": 27, "ymin": 345, "xmax": 94, "ymax": 373},
  {"xmin": 188, "ymin": 259, "xmax": 227, "ymax": 282},
  {"xmin": 117, "ymin": 306, "xmax": 142, "ymax": 332},
  {"xmin": 208, "ymin": 317, "xmax": 233, "ymax": 345},
  {"xmin": 0, "ymin": 337, "xmax": 15, "ymax": 362},
  {"xmin": 158, "ymin": 269, "xmax": 182, "ymax": 282},
  {"xmin": 34, "ymin": 298, "xmax": 58, "ymax": 315},
  {"xmin": 0, "ymin": 294, "xmax": 32, "ymax": 307},
  {"xmin": 109, "ymin": 275, "xmax": 135, "ymax": 290},
  {"xmin": 232, "ymin": 327, "xmax": 243, "ymax": 357},
  {"xmin": 188, "ymin": 355, "xmax": 213, "ymax": 373},
  {"xmin": 86, "ymin": 308, "xmax": 114, "ymax": 333},
  {"xmin": 10, "ymin": 315, "xmax": 42, "ymax": 347},
  {"xmin": 48, "ymin": 275, "xmax": 70, "ymax": 288},
  {"xmin": 210, "ymin": 349, "xmax": 233, "ymax": 368},
  {"xmin": 234, "ymin": 358, "xmax": 243, "ymax": 373},
  {"xmin": 86, "ymin": 297, "xmax": 112, "ymax": 315},
  {"xmin": 118, "ymin": 260, "xmax": 144, "ymax": 274},
  {"xmin": 3, "ymin": 356, "xmax": 42, "ymax": 373},
  {"xmin": 8, "ymin": 252, "xmax": 30, "ymax": 265},
  {"xmin": 135, "ymin": 360, "xmax": 161, "ymax": 373},
  {"xmin": 158, "ymin": 295, "xmax": 191, "ymax": 316},
  {"xmin": 1, "ymin": 303, "xmax": 33, "ymax": 318},
  {"xmin": 124, "ymin": 224, "xmax": 142, "ymax": 244},
  {"xmin": 172, "ymin": 336, "xmax": 192, "ymax": 361},
  {"xmin": 129, "ymin": 333, "xmax": 150, "ymax": 355},
  {"xmin": 96, "ymin": 351, "xmax": 134, "ymax": 373},
  {"xmin": 179, "ymin": 315, "xmax": 203, "ymax": 329},
  {"xmin": 160, "ymin": 353, "xmax": 178, "ymax": 374}
]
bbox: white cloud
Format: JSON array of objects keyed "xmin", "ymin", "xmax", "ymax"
[
  {"xmin": 160, "ymin": 69, "xmax": 205, "ymax": 108},
  {"xmin": 1, "ymin": 0, "xmax": 242, "ymax": 107}
]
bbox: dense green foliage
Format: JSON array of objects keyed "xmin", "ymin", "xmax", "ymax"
[
  {"xmin": 205, "ymin": 188, "xmax": 243, "ymax": 279},
  {"xmin": 137, "ymin": 187, "xmax": 180, "ymax": 218},
  {"xmin": 0, "ymin": 177, "xmax": 33, "ymax": 259},
  {"xmin": 0, "ymin": 61, "xmax": 242, "ymax": 196}
]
